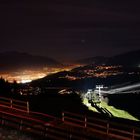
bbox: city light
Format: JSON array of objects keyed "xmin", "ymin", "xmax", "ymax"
[
  {"xmin": 21, "ymin": 79, "xmax": 32, "ymax": 84},
  {"xmin": 0, "ymin": 65, "xmax": 76, "ymax": 83}
]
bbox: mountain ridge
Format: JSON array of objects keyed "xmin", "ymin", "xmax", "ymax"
[
  {"xmin": 75, "ymin": 49, "xmax": 140, "ymax": 66},
  {"xmin": 0, "ymin": 51, "xmax": 62, "ymax": 72}
]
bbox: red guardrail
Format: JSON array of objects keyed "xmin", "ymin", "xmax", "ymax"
[
  {"xmin": 62, "ymin": 111, "xmax": 140, "ymax": 140},
  {"xmin": 0, "ymin": 96, "xmax": 140, "ymax": 140}
]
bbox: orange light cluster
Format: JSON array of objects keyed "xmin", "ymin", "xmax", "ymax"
[
  {"xmin": 0, "ymin": 70, "xmax": 46, "ymax": 83},
  {"xmin": 0, "ymin": 65, "xmax": 76, "ymax": 83}
]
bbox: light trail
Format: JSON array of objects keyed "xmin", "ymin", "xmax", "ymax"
[{"xmin": 102, "ymin": 83, "xmax": 140, "ymax": 94}]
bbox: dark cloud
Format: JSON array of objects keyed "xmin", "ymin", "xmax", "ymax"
[{"xmin": 0, "ymin": 0, "xmax": 140, "ymax": 61}]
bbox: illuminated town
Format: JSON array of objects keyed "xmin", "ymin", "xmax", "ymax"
[
  {"xmin": 0, "ymin": 65, "xmax": 77, "ymax": 83},
  {"xmin": 1, "ymin": 64, "xmax": 137, "ymax": 85},
  {"xmin": 80, "ymin": 65, "xmax": 123, "ymax": 78}
]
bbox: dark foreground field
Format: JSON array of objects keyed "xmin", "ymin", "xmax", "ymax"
[{"xmin": 0, "ymin": 127, "xmax": 36, "ymax": 140}]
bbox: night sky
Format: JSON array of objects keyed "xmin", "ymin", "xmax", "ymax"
[{"xmin": 0, "ymin": 0, "xmax": 140, "ymax": 62}]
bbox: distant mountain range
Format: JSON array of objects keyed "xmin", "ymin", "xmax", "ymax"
[
  {"xmin": 31, "ymin": 50, "xmax": 140, "ymax": 88},
  {"xmin": 0, "ymin": 51, "xmax": 61, "ymax": 72},
  {"xmin": 0, "ymin": 50, "xmax": 140, "ymax": 72},
  {"xmin": 108, "ymin": 50, "xmax": 140, "ymax": 66},
  {"xmin": 76, "ymin": 50, "xmax": 140, "ymax": 67},
  {"xmin": 75, "ymin": 56, "xmax": 108, "ymax": 65}
]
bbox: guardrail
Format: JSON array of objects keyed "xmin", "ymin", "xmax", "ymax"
[
  {"xmin": 62, "ymin": 111, "xmax": 140, "ymax": 140},
  {"xmin": 0, "ymin": 108, "xmax": 93, "ymax": 140},
  {"xmin": 0, "ymin": 96, "xmax": 140, "ymax": 140},
  {"xmin": 0, "ymin": 96, "xmax": 29, "ymax": 112},
  {"xmin": 0, "ymin": 97, "xmax": 93, "ymax": 139}
]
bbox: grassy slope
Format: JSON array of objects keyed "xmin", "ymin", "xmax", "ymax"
[{"xmin": 83, "ymin": 98, "xmax": 138, "ymax": 121}]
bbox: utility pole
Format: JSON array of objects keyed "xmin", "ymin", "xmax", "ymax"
[{"xmin": 96, "ymin": 85, "xmax": 103, "ymax": 102}]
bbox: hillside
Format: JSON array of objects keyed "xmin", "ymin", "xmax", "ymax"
[
  {"xmin": 0, "ymin": 51, "xmax": 61, "ymax": 72},
  {"xmin": 75, "ymin": 56, "xmax": 108, "ymax": 65},
  {"xmin": 108, "ymin": 50, "xmax": 140, "ymax": 66},
  {"xmin": 76, "ymin": 50, "xmax": 140, "ymax": 67}
]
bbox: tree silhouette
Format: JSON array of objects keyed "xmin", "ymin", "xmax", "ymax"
[{"xmin": 0, "ymin": 77, "xmax": 11, "ymax": 96}]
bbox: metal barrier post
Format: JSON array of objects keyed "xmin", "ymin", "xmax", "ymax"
[
  {"xmin": 107, "ymin": 122, "xmax": 109, "ymax": 136},
  {"xmin": 45, "ymin": 127, "xmax": 48, "ymax": 137},
  {"xmin": 27, "ymin": 101, "xmax": 29, "ymax": 113},
  {"xmin": 20, "ymin": 120, "xmax": 23, "ymax": 130},
  {"xmin": 132, "ymin": 128, "xmax": 135, "ymax": 140},
  {"xmin": 10, "ymin": 100, "xmax": 13, "ymax": 108},
  {"xmin": 62, "ymin": 112, "xmax": 64, "ymax": 122},
  {"xmin": 85, "ymin": 116, "xmax": 87, "ymax": 128}
]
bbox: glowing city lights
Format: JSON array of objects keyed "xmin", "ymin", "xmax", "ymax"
[{"xmin": 0, "ymin": 65, "xmax": 75, "ymax": 83}]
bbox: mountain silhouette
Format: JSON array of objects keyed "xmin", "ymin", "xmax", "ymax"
[
  {"xmin": 108, "ymin": 50, "xmax": 140, "ymax": 66},
  {"xmin": 75, "ymin": 56, "xmax": 108, "ymax": 65},
  {"xmin": 0, "ymin": 51, "xmax": 61, "ymax": 72},
  {"xmin": 76, "ymin": 50, "xmax": 140, "ymax": 67}
]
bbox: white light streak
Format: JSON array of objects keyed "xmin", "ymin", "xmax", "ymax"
[{"xmin": 102, "ymin": 83, "xmax": 140, "ymax": 94}]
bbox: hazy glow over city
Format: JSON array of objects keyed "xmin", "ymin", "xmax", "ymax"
[
  {"xmin": 0, "ymin": 70, "xmax": 46, "ymax": 83},
  {"xmin": 0, "ymin": 65, "xmax": 77, "ymax": 83}
]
